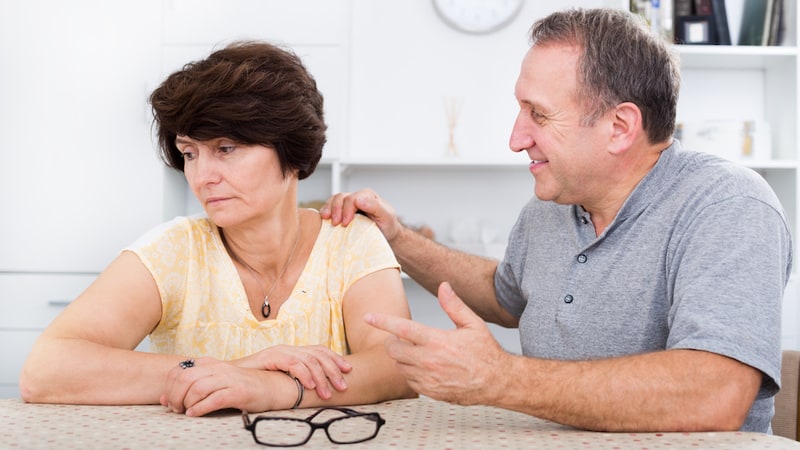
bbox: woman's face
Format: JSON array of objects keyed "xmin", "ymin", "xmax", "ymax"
[{"xmin": 176, "ymin": 136, "xmax": 295, "ymax": 228}]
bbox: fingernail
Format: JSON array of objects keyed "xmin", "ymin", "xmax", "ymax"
[{"xmin": 442, "ymin": 282, "xmax": 454, "ymax": 295}]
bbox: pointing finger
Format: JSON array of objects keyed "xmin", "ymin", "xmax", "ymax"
[{"xmin": 364, "ymin": 312, "xmax": 431, "ymax": 346}]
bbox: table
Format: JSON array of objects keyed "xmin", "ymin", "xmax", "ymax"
[{"xmin": 1, "ymin": 397, "xmax": 799, "ymax": 449}]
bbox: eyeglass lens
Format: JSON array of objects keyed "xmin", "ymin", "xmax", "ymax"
[
  {"xmin": 253, "ymin": 415, "xmax": 380, "ymax": 446},
  {"xmin": 254, "ymin": 418, "xmax": 310, "ymax": 446}
]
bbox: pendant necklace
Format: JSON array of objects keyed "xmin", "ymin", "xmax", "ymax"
[{"xmin": 225, "ymin": 224, "xmax": 301, "ymax": 318}]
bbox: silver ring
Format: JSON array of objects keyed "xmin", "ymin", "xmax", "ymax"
[{"xmin": 179, "ymin": 359, "xmax": 195, "ymax": 369}]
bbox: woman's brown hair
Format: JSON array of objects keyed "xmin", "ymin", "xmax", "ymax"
[{"xmin": 150, "ymin": 40, "xmax": 327, "ymax": 180}]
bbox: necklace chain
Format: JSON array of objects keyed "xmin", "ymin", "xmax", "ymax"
[{"xmin": 225, "ymin": 223, "xmax": 302, "ymax": 319}]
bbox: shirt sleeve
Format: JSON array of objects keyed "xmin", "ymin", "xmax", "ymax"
[
  {"xmin": 494, "ymin": 201, "xmax": 534, "ymax": 319},
  {"xmin": 666, "ymin": 195, "xmax": 791, "ymax": 397},
  {"xmin": 330, "ymin": 214, "xmax": 401, "ymax": 293}
]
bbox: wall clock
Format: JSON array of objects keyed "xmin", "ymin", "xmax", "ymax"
[{"xmin": 432, "ymin": 0, "xmax": 524, "ymax": 35}]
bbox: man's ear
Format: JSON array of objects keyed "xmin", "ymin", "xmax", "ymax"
[{"xmin": 608, "ymin": 102, "xmax": 642, "ymax": 155}]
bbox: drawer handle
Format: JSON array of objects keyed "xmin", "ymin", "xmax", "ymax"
[{"xmin": 48, "ymin": 300, "xmax": 72, "ymax": 307}]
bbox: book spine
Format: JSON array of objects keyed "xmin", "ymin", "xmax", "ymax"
[
  {"xmin": 694, "ymin": 0, "xmax": 713, "ymax": 15},
  {"xmin": 711, "ymin": 0, "xmax": 731, "ymax": 44},
  {"xmin": 675, "ymin": 0, "xmax": 694, "ymax": 16}
]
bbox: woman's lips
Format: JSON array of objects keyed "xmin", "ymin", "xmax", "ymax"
[{"xmin": 205, "ymin": 196, "xmax": 230, "ymax": 206}]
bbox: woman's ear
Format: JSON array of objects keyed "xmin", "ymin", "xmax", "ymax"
[{"xmin": 608, "ymin": 102, "xmax": 642, "ymax": 155}]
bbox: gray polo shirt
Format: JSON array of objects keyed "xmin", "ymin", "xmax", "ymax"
[{"xmin": 495, "ymin": 141, "xmax": 792, "ymax": 433}]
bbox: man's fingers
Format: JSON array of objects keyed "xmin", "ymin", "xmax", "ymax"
[
  {"xmin": 437, "ymin": 282, "xmax": 482, "ymax": 329},
  {"xmin": 365, "ymin": 312, "xmax": 431, "ymax": 346},
  {"xmin": 320, "ymin": 192, "xmax": 348, "ymax": 224},
  {"xmin": 320, "ymin": 189, "xmax": 381, "ymax": 227}
]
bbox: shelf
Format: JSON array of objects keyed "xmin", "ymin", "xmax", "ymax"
[
  {"xmin": 316, "ymin": 156, "xmax": 798, "ymax": 171},
  {"xmin": 741, "ymin": 160, "xmax": 799, "ymax": 170},
  {"xmin": 338, "ymin": 157, "xmax": 525, "ymax": 170},
  {"xmin": 676, "ymin": 45, "xmax": 798, "ymax": 69}
]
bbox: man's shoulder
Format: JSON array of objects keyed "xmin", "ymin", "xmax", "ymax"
[{"xmin": 673, "ymin": 150, "xmax": 778, "ymax": 203}]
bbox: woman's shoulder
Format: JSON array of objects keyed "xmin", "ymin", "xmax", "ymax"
[
  {"xmin": 127, "ymin": 215, "xmax": 216, "ymax": 250},
  {"xmin": 319, "ymin": 214, "xmax": 383, "ymax": 242}
]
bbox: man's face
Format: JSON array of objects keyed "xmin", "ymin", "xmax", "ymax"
[{"xmin": 509, "ymin": 44, "xmax": 613, "ymax": 206}]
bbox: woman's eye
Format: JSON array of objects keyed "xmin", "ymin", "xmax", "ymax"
[
  {"xmin": 218, "ymin": 146, "xmax": 236, "ymax": 154},
  {"xmin": 181, "ymin": 151, "xmax": 196, "ymax": 161}
]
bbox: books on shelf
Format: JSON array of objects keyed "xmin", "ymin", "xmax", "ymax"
[
  {"xmin": 710, "ymin": 0, "xmax": 731, "ymax": 44},
  {"xmin": 727, "ymin": 0, "xmax": 788, "ymax": 45},
  {"xmin": 632, "ymin": 0, "xmax": 792, "ymax": 46},
  {"xmin": 630, "ymin": 0, "xmax": 675, "ymax": 42},
  {"xmin": 672, "ymin": 0, "xmax": 731, "ymax": 44}
]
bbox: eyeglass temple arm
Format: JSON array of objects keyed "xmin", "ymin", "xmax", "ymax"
[
  {"xmin": 241, "ymin": 410, "xmax": 253, "ymax": 428},
  {"xmin": 306, "ymin": 406, "xmax": 364, "ymax": 421}
]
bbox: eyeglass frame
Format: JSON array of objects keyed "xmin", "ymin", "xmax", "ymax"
[{"xmin": 241, "ymin": 407, "xmax": 386, "ymax": 447}]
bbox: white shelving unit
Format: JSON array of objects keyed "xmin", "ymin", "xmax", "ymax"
[{"xmin": 676, "ymin": 43, "xmax": 799, "ymax": 262}]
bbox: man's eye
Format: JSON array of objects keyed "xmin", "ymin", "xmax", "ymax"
[{"xmin": 531, "ymin": 110, "xmax": 546, "ymax": 124}]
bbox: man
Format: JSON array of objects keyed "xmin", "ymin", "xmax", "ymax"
[{"xmin": 321, "ymin": 8, "xmax": 791, "ymax": 433}]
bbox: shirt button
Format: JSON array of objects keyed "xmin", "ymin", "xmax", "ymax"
[
  {"xmin": 577, "ymin": 254, "xmax": 588, "ymax": 263},
  {"xmin": 564, "ymin": 294, "xmax": 574, "ymax": 304}
]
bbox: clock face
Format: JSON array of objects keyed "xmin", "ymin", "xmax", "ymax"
[{"xmin": 432, "ymin": 0, "xmax": 524, "ymax": 35}]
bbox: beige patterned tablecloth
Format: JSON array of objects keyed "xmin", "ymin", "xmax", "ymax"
[{"xmin": 1, "ymin": 397, "xmax": 799, "ymax": 449}]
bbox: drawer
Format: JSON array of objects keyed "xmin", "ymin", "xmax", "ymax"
[{"xmin": 0, "ymin": 273, "xmax": 96, "ymax": 329}]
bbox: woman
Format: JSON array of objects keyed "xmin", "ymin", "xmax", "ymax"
[{"xmin": 20, "ymin": 41, "xmax": 415, "ymax": 416}]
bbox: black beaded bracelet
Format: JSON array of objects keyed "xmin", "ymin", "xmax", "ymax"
[{"xmin": 285, "ymin": 372, "xmax": 304, "ymax": 409}]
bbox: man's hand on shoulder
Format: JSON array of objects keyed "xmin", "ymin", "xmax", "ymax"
[{"xmin": 321, "ymin": 189, "xmax": 404, "ymax": 241}]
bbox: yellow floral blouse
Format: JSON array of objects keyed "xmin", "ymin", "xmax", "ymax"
[{"xmin": 124, "ymin": 213, "xmax": 399, "ymax": 360}]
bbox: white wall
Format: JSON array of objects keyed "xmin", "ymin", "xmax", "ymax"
[{"xmin": 347, "ymin": 1, "xmax": 614, "ymax": 161}]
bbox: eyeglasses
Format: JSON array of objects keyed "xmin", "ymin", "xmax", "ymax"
[{"xmin": 241, "ymin": 407, "xmax": 386, "ymax": 447}]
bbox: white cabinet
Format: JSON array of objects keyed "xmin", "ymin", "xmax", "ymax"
[
  {"xmin": 0, "ymin": 274, "xmax": 96, "ymax": 397},
  {"xmin": 0, "ymin": 0, "xmax": 164, "ymax": 398},
  {"xmin": 0, "ymin": 0, "xmax": 166, "ymax": 273}
]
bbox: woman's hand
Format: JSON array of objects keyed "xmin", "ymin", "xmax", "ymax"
[
  {"xmin": 234, "ymin": 345, "xmax": 352, "ymax": 400},
  {"xmin": 161, "ymin": 357, "xmax": 282, "ymax": 416}
]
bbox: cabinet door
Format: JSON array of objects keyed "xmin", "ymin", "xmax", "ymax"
[
  {"xmin": 0, "ymin": 273, "xmax": 93, "ymax": 398},
  {"xmin": 0, "ymin": 273, "xmax": 151, "ymax": 398},
  {"xmin": 0, "ymin": 330, "xmax": 39, "ymax": 398},
  {"xmin": 0, "ymin": 0, "xmax": 165, "ymax": 273}
]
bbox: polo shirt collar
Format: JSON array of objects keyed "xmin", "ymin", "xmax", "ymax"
[{"xmin": 572, "ymin": 140, "xmax": 679, "ymax": 235}]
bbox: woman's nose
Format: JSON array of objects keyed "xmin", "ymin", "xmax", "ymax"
[{"xmin": 187, "ymin": 148, "xmax": 221, "ymax": 185}]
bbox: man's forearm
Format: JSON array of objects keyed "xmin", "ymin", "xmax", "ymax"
[
  {"xmin": 389, "ymin": 226, "xmax": 517, "ymax": 327},
  {"xmin": 494, "ymin": 349, "xmax": 761, "ymax": 432}
]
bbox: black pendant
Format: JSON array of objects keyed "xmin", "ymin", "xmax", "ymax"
[{"xmin": 262, "ymin": 298, "xmax": 271, "ymax": 318}]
